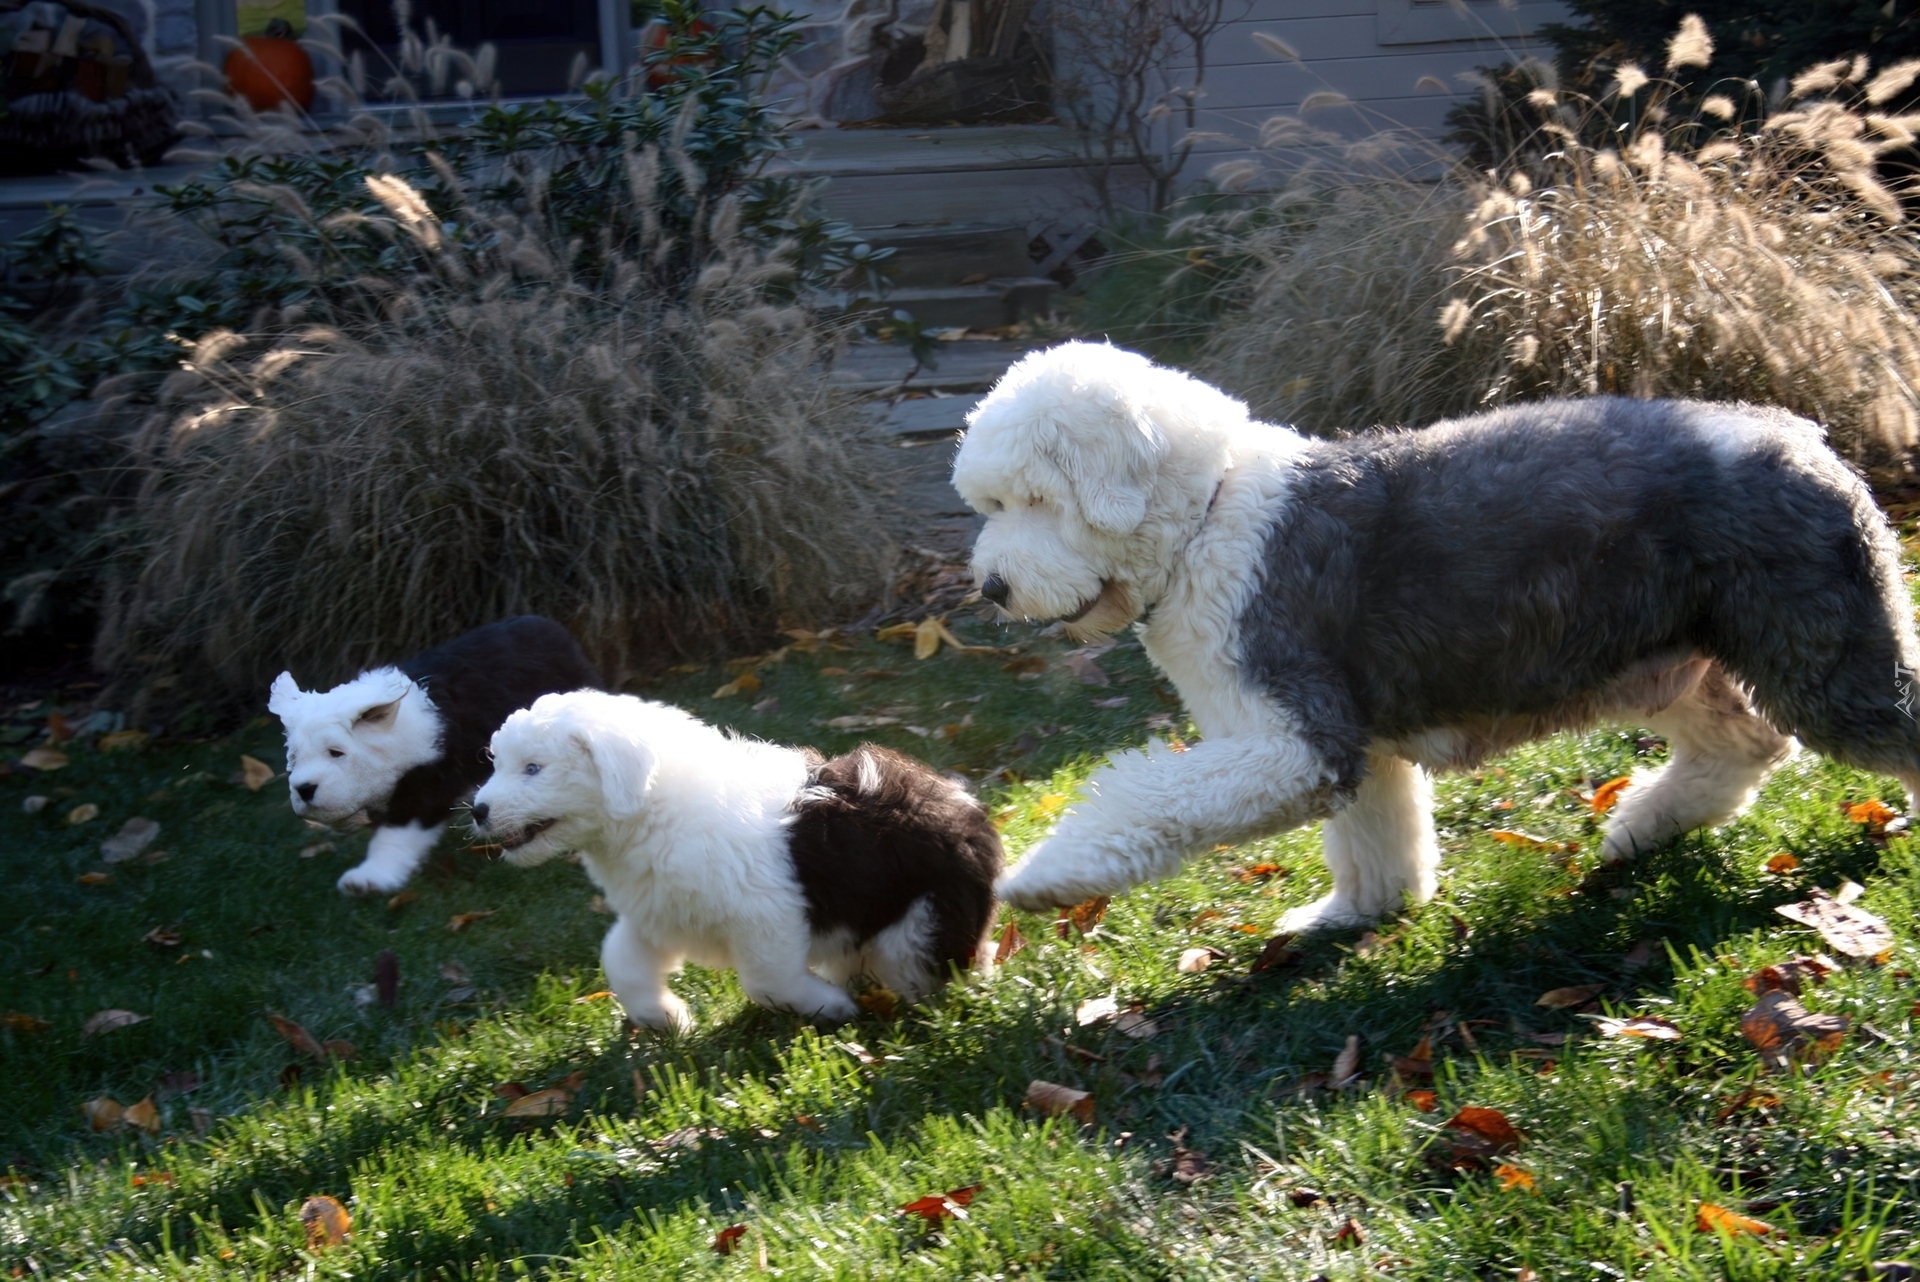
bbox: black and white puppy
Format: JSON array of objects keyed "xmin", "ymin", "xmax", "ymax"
[
  {"xmin": 269, "ymin": 616, "xmax": 601, "ymax": 894},
  {"xmin": 470, "ymin": 690, "xmax": 1001, "ymax": 1030}
]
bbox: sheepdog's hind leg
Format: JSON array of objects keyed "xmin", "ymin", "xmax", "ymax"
[
  {"xmin": 338, "ymin": 819, "xmax": 443, "ymax": 895},
  {"xmin": 734, "ymin": 934, "xmax": 860, "ymax": 1024},
  {"xmin": 601, "ymin": 915, "xmax": 692, "ymax": 1033},
  {"xmin": 1601, "ymin": 664, "xmax": 1791, "ymax": 862},
  {"xmin": 1280, "ymin": 753, "xmax": 1439, "ymax": 935}
]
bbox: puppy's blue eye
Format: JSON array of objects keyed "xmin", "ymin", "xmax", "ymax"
[{"xmin": 523, "ymin": 762, "xmax": 542, "ymax": 777}]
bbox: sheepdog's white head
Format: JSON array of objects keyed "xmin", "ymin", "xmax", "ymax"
[
  {"xmin": 472, "ymin": 690, "xmax": 695, "ymax": 867},
  {"xmin": 268, "ymin": 667, "xmax": 442, "ymax": 824},
  {"xmin": 951, "ymin": 342, "xmax": 1253, "ymax": 640}
]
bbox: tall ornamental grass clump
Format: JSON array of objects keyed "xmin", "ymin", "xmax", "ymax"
[
  {"xmin": 93, "ymin": 7, "xmax": 891, "ymax": 700},
  {"xmin": 1181, "ymin": 17, "xmax": 1920, "ymax": 465}
]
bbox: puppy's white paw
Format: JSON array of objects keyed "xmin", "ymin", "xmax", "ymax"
[
  {"xmin": 806, "ymin": 989, "xmax": 860, "ymax": 1025},
  {"xmin": 624, "ymin": 993, "xmax": 694, "ymax": 1035},
  {"xmin": 337, "ymin": 863, "xmax": 410, "ymax": 896},
  {"xmin": 1276, "ymin": 893, "xmax": 1378, "ymax": 937},
  {"xmin": 995, "ymin": 842, "xmax": 1112, "ymax": 911}
]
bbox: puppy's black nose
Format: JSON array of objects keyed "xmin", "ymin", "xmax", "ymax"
[
  {"xmin": 295, "ymin": 782, "xmax": 317, "ymax": 803},
  {"xmin": 981, "ymin": 573, "xmax": 1010, "ymax": 606},
  {"xmin": 471, "ymin": 802, "xmax": 489, "ymax": 827}
]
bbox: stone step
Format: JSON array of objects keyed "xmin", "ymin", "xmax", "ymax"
[
  {"xmin": 861, "ymin": 222, "xmax": 1037, "ymax": 289},
  {"xmin": 829, "ymin": 337, "xmax": 1038, "ymax": 394}
]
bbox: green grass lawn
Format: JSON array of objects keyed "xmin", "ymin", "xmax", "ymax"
[{"xmin": 5, "ymin": 614, "xmax": 1920, "ymax": 1278}]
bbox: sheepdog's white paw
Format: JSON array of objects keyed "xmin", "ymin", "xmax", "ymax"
[
  {"xmin": 623, "ymin": 993, "xmax": 695, "ymax": 1035},
  {"xmin": 1276, "ymin": 893, "xmax": 1381, "ymax": 937},
  {"xmin": 995, "ymin": 840, "xmax": 1120, "ymax": 911},
  {"xmin": 336, "ymin": 862, "xmax": 413, "ymax": 896}
]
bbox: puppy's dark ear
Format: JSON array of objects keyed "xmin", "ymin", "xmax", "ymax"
[
  {"xmin": 355, "ymin": 695, "xmax": 404, "ymax": 730},
  {"xmin": 578, "ymin": 727, "xmax": 656, "ymax": 821}
]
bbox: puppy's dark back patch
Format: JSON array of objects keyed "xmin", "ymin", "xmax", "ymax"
[{"xmin": 785, "ymin": 745, "xmax": 1002, "ymax": 970}]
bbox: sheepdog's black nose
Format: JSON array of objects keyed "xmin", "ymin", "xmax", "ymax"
[
  {"xmin": 981, "ymin": 573, "xmax": 1010, "ymax": 606},
  {"xmin": 470, "ymin": 802, "xmax": 490, "ymax": 826},
  {"xmin": 295, "ymin": 782, "xmax": 317, "ymax": 803}
]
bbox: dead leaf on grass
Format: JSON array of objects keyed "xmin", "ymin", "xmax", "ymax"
[
  {"xmin": 1765, "ymin": 852, "xmax": 1801, "ymax": 875},
  {"xmin": 1535, "ymin": 984, "xmax": 1605, "ymax": 1009},
  {"xmin": 447, "ymin": 910, "xmax": 497, "ymax": 932},
  {"xmin": 1001, "ymin": 655, "xmax": 1046, "ymax": 675},
  {"xmin": 1177, "ymin": 947, "xmax": 1222, "ymax": 974},
  {"xmin": 1025, "ymin": 1079, "xmax": 1095, "ymax": 1122},
  {"xmin": 78, "ymin": 871, "xmax": 110, "ymax": 885},
  {"xmin": 1056, "ymin": 895, "xmax": 1109, "ymax": 937},
  {"xmin": 1064, "ymin": 650, "xmax": 1110, "ymax": 687},
  {"xmin": 266, "ymin": 1011, "xmax": 335, "ymax": 1060},
  {"xmin": 992, "ymin": 920, "xmax": 1027, "ymax": 964},
  {"xmin": 300, "ymin": 1195, "xmax": 352, "ymax": 1250},
  {"xmin": 123, "ymin": 1095, "xmax": 160, "ymax": 1135},
  {"xmin": 1332, "ymin": 1033, "xmax": 1362, "ymax": 1087},
  {"xmin": 1743, "ymin": 955, "xmax": 1837, "ymax": 996},
  {"xmin": 1495, "ymin": 1163, "xmax": 1537, "ymax": 1192},
  {"xmin": 239, "ymin": 755, "xmax": 275, "ymax": 791},
  {"xmin": 713, "ymin": 671, "xmax": 762, "ymax": 698},
  {"xmin": 899, "ymin": 1184, "xmax": 980, "ymax": 1220},
  {"xmin": 1250, "ymin": 933, "xmax": 1303, "ymax": 974},
  {"xmin": 858, "ymin": 986, "xmax": 900, "ymax": 1019},
  {"xmin": 1444, "ymin": 1107, "xmax": 1522, "ymax": 1156},
  {"xmin": 66, "ymin": 802, "xmax": 99, "ymax": 825},
  {"xmin": 1742, "ymin": 989, "xmax": 1848, "ymax": 1068},
  {"xmin": 98, "ymin": 729, "xmax": 149, "ymax": 752},
  {"xmin": 100, "ymin": 817, "xmax": 160, "ymax": 864},
  {"xmin": 1589, "ymin": 776, "xmax": 1631, "ymax": 814},
  {"xmin": 1391, "ymin": 1036, "xmax": 1435, "ymax": 1080},
  {"xmin": 19, "ymin": 747, "xmax": 68, "ymax": 771},
  {"xmin": 3, "ymin": 1012, "xmax": 50, "ymax": 1033},
  {"xmin": 1231, "ymin": 862, "xmax": 1287, "ymax": 883},
  {"xmin": 1775, "ymin": 889, "xmax": 1894, "ymax": 959},
  {"xmin": 1490, "ymin": 829, "xmax": 1571, "ymax": 852},
  {"xmin": 1848, "ymin": 798, "xmax": 1897, "ymax": 827},
  {"xmin": 1113, "ymin": 1009, "xmax": 1159, "ymax": 1039},
  {"xmin": 500, "ymin": 1087, "xmax": 572, "ymax": 1118},
  {"xmin": 1591, "ymin": 1015, "xmax": 1683, "ymax": 1041},
  {"xmin": 1696, "ymin": 1202, "xmax": 1774, "ymax": 1236},
  {"xmin": 1331, "ymin": 1218, "xmax": 1366, "ymax": 1248},
  {"xmin": 140, "ymin": 926, "xmax": 181, "ymax": 948},
  {"xmin": 1075, "ymin": 994, "xmax": 1119, "ymax": 1026},
  {"xmin": 712, "ymin": 1224, "xmax": 748, "ymax": 1255},
  {"xmin": 82, "ymin": 1009, "xmax": 147, "ymax": 1037},
  {"xmin": 82, "ymin": 1097, "xmax": 123, "ymax": 1130},
  {"xmin": 1406, "ymin": 1088, "xmax": 1439, "ymax": 1112},
  {"xmin": 1154, "ymin": 1127, "xmax": 1210, "ymax": 1184}
]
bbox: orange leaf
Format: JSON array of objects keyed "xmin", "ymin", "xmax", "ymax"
[
  {"xmin": 992, "ymin": 919, "xmax": 1027, "ymax": 964},
  {"xmin": 300, "ymin": 1195, "xmax": 352, "ymax": 1250},
  {"xmin": 1490, "ymin": 830, "xmax": 1570, "ymax": 852},
  {"xmin": 858, "ymin": 986, "xmax": 900, "ymax": 1019},
  {"xmin": 1696, "ymin": 1202, "xmax": 1774, "ymax": 1236},
  {"xmin": 1232, "ymin": 862, "xmax": 1286, "ymax": 883},
  {"xmin": 712, "ymin": 1224, "xmax": 747, "ymax": 1255},
  {"xmin": 573, "ymin": 990, "xmax": 614, "ymax": 1004},
  {"xmin": 713, "ymin": 671, "xmax": 762, "ymax": 699},
  {"xmin": 239, "ymin": 755, "xmax": 275, "ymax": 792},
  {"xmin": 1765, "ymin": 852, "xmax": 1801, "ymax": 875},
  {"xmin": 1251, "ymin": 933, "xmax": 1302, "ymax": 972},
  {"xmin": 1445, "ymin": 1107, "xmax": 1522, "ymax": 1151},
  {"xmin": 500, "ymin": 1087, "xmax": 572, "ymax": 1118},
  {"xmin": 1847, "ymin": 798, "xmax": 1896, "ymax": 826},
  {"xmin": 130, "ymin": 1170, "xmax": 175, "ymax": 1188},
  {"xmin": 82, "ymin": 1097, "xmax": 123, "ymax": 1131},
  {"xmin": 1589, "ymin": 776, "xmax": 1631, "ymax": 815},
  {"xmin": 1024, "ymin": 1079, "xmax": 1094, "ymax": 1122},
  {"xmin": 1495, "ymin": 1164, "xmax": 1537, "ymax": 1192},
  {"xmin": 386, "ymin": 890, "xmax": 418, "ymax": 911},
  {"xmin": 266, "ymin": 1011, "xmax": 326, "ymax": 1060},
  {"xmin": 78, "ymin": 872, "xmax": 110, "ymax": 885},
  {"xmin": 899, "ymin": 1184, "xmax": 981, "ymax": 1221},
  {"xmin": 2, "ymin": 1012, "xmax": 49, "ymax": 1034},
  {"xmin": 1405, "ymin": 1089, "xmax": 1438, "ymax": 1112},
  {"xmin": 447, "ymin": 910, "xmax": 497, "ymax": 932},
  {"xmin": 123, "ymin": 1095, "xmax": 161, "ymax": 1135},
  {"xmin": 1054, "ymin": 896, "xmax": 1109, "ymax": 938}
]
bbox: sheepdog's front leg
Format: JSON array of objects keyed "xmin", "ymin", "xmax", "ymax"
[
  {"xmin": 601, "ymin": 915, "xmax": 693, "ymax": 1033},
  {"xmin": 338, "ymin": 820, "xmax": 443, "ymax": 895},
  {"xmin": 997, "ymin": 733, "xmax": 1341, "ymax": 911},
  {"xmin": 1279, "ymin": 752, "xmax": 1439, "ymax": 934}
]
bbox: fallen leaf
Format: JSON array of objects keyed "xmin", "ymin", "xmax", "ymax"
[
  {"xmin": 1742, "ymin": 989, "xmax": 1848, "ymax": 1068},
  {"xmin": 129, "ymin": 1170, "xmax": 174, "ymax": 1187},
  {"xmin": 1113, "ymin": 1009, "xmax": 1160, "ymax": 1039},
  {"xmin": 78, "ymin": 871, "xmax": 110, "ymax": 885},
  {"xmin": 2, "ymin": 1012, "xmax": 50, "ymax": 1034},
  {"xmin": 83, "ymin": 1097, "xmax": 123, "ymax": 1130},
  {"xmin": 1765, "ymin": 852, "xmax": 1801, "ymax": 875},
  {"xmin": 298, "ymin": 841, "xmax": 333, "ymax": 859},
  {"xmin": 1590, "ymin": 776, "xmax": 1631, "ymax": 814},
  {"xmin": 1331, "ymin": 1218, "xmax": 1366, "ymax": 1248},
  {"xmin": 100, "ymin": 817, "xmax": 161, "ymax": 864},
  {"xmin": 859, "ymin": 986, "xmax": 900, "ymax": 1019},
  {"xmin": 1251, "ymin": 933, "xmax": 1304, "ymax": 974},
  {"xmin": 1064, "ymin": 650, "xmax": 1110, "ymax": 687},
  {"xmin": 123, "ymin": 1095, "xmax": 160, "ymax": 1134},
  {"xmin": 1495, "ymin": 1163, "xmax": 1537, "ymax": 1192},
  {"xmin": 1001, "ymin": 655, "xmax": 1046, "ymax": 676},
  {"xmin": 1445, "ymin": 1107, "xmax": 1522, "ymax": 1153},
  {"xmin": 818, "ymin": 714, "xmax": 900, "ymax": 731},
  {"xmin": 447, "ymin": 910, "xmax": 497, "ymax": 932},
  {"xmin": 239, "ymin": 755, "xmax": 275, "ymax": 791},
  {"xmin": 82, "ymin": 1009, "xmax": 147, "ymax": 1037},
  {"xmin": 573, "ymin": 990, "xmax": 614, "ymax": 1005},
  {"xmin": 500, "ymin": 1087, "xmax": 572, "ymax": 1118},
  {"xmin": 98, "ymin": 729, "xmax": 149, "ymax": 752},
  {"xmin": 156, "ymin": 1071, "xmax": 200, "ymax": 1100},
  {"xmin": 1091, "ymin": 695, "xmax": 1130, "ymax": 709},
  {"xmin": 992, "ymin": 920, "xmax": 1027, "ymax": 964},
  {"xmin": 67, "ymin": 802, "xmax": 100, "ymax": 825},
  {"xmin": 913, "ymin": 616, "xmax": 944, "ymax": 660},
  {"xmin": 1391, "ymin": 1036, "xmax": 1436, "ymax": 1079},
  {"xmin": 19, "ymin": 747, "xmax": 68, "ymax": 771},
  {"xmin": 1535, "ymin": 984, "xmax": 1605, "ymax": 1010},
  {"xmin": 1743, "ymin": 954, "xmax": 1837, "ymax": 996},
  {"xmin": 1024, "ymin": 1079, "xmax": 1095, "ymax": 1122},
  {"xmin": 713, "ymin": 671, "xmax": 762, "ymax": 699},
  {"xmin": 440, "ymin": 961, "xmax": 471, "ymax": 983},
  {"xmin": 1177, "ymin": 947, "xmax": 1221, "ymax": 974},
  {"xmin": 381, "ymin": 890, "xmax": 417, "ymax": 912},
  {"xmin": 1231, "ymin": 862, "xmax": 1287, "ymax": 883},
  {"xmin": 1406, "ymin": 1088, "xmax": 1438, "ymax": 1112},
  {"xmin": 300, "ymin": 1195, "xmax": 352, "ymax": 1250},
  {"xmin": 1775, "ymin": 889, "xmax": 1894, "ymax": 959},
  {"xmin": 1332, "ymin": 1033, "xmax": 1362, "ymax": 1086},
  {"xmin": 1592, "ymin": 1015, "xmax": 1683, "ymax": 1041},
  {"xmin": 1490, "ymin": 829, "xmax": 1570, "ymax": 851},
  {"xmin": 1696, "ymin": 1202, "xmax": 1774, "ymax": 1236},
  {"xmin": 712, "ymin": 1224, "xmax": 748, "ymax": 1255},
  {"xmin": 1288, "ymin": 1187, "xmax": 1326, "ymax": 1206},
  {"xmin": 1075, "ymin": 995, "xmax": 1119, "ymax": 1026},
  {"xmin": 1153, "ymin": 1127, "xmax": 1210, "ymax": 1184},
  {"xmin": 22, "ymin": 794, "xmax": 49, "ymax": 813},
  {"xmin": 267, "ymin": 1011, "xmax": 331, "ymax": 1060},
  {"xmin": 1714, "ymin": 1088, "xmax": 1782, "ymax": 1122},
  {"xmin": 899, "ymin": 1184, "xmax": 981, "ymax": 1220},
  {"xmin": 1056, "ymin": 895, "xmax": 1109, "ymax": 937},
  {"xmin": 1848, "ymin": 799, "xmax": 1897, "ymax": 827},
  {"xmin": 140, "ymin": 926, "xmax": 181, "ymax": 948}
]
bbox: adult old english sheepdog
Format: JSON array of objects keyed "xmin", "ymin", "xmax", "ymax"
[
  {"xmin": 470, "ymin": 691, "xmax": 1001, "ymax": 1031},
  {"xmin": 270, "ymin": 616, "xmax": 601, "ymax": 895},
  {"xmin": 954, "ymin": 342, "xmax": 1920, "ymax": 933}
]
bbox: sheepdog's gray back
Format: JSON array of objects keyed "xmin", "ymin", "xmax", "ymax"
[{"xmin": 1240, "ymin": 396, "xmax": 1919, "ymax": 790}]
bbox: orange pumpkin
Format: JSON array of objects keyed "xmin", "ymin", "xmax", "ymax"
[
  {"xmin": 638, "ymin": 16, "xmax": 715, "ymax": 90},
  {"xmin": 224, "ymin": 20, "xmax": 314, "ymax": 111}
]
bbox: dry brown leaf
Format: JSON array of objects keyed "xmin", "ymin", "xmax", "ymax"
[
  {"xmin": 66, "ymin": 802, "xmax": 99, "ymax": 825},
  {"xmin": 82, "ymin": 1097, "xmax": 123, "ymax": 1131},
  {"xmin": 713, "ymin": 671, "xmax": 762, "ymax": 698},
  {"xmin": 1848, "ymin": 798, "xmax": 1897, "ymax": 826},
  {"xmin": 300, "ymin": 1195, "xmax": 352, "ymax": 1250},
  {"xmin": 1024, "ymin": 1079, "xmax": 1095, "ymax": 1122},
  {"xmin": 98, "ymin": 729, "xmax": 149, "ymax": 752},
  {"xmin": 858, "ymin": 986, "xmax": 900, "ymax": 1019},
  {"xmin": 239, "ymin": 755, "xmax": 275, "ymax": 791},
  {"xmin": 123, "ymin": 1095, "xmax": 161, "ymax": 1135},
  {"xmin": 1391, "ymin": 1036, "xmax": 1435, "ymax": 1079},
  {"xmin": 1331, "ymin": 1218, "xmax": 1366, "ymax": 1248},
  {"xmin": 1064, "ymin": 650, "xmax": 1110, "ymax": 687},
  {"xmin": 1001, "ymin": 655, "xmax": 1046, "ymax": 675},
  {"xmin": 19, "ymin": 746, "xmax": 68, "ymax": 771},
  {"xmin": 1590, "ymin": 776, "xmax": 1631, "ymax": 814},
  {"xmin": 100, "ymin": 817, "xmax": 161, "ymax": 864},
  {"xmin": 267, "ymin": 1011, "xmax": 328, "ymax": 1059},
  {"xmin": 2, "ymin": 1012, "xmax": 50, "ymax": 1033},
  {"xmin": 1743, "ymin": 954, "xmax": 1837, "ymax": 996},
  {"xmin": 1055, "ymin": 895, "xmax": 1109, "ymax": 937},
  {"xmin": 1176, "ymin": 947, "xmax": 1221, "ymax": 974},
  {"xmin": 82, "ymin": 1009, "xmax": 147, "ymax": 1037},
  {"xmin": 1742, "ymin": 989, "xmax": 1848, "ymax": 1068},
  {"xmin": 712, "ymin": 1224, "xmax": 748, "ymax": 1255},
  {"xmin": 141, "ymin": 926, "xmax": 181, "ymax": 948},
  {"xmin": 1332, "ymin": 1033, "xmax": 1362, "ymax": 1086},
  {"xmin": 1495, "ymin": 1163, "xmax": 1537, "ymax": 1192},
  {"xmin": 447, "ymin": 910, "xmax": 497, "ymax": 932},
  {"xmin": 1231, "ymin": 862, "xmax": 1287, "ymax": 883},
  {"xmin": 1765, "ymin": 852, "xmax": 1801, "ymax": 875},
  {"xmin": 1154, "ymin": 1127, "xmax": 1211, "ymax": 1184},
  {"xmin": 1113, "ymin": 1009, "xmax": 1160, "ymax": 1039},
  {"xmin": 1592, "ymin": 1015, "xmax": 1683, "ymax": 1041},
  {"xmin": 1250, "ymin": 932, "xmax": 1303, "ymax": 973},
  {"xmin": 899, "ymin": 1184, "xmax": 980, "ymax": 1220},
  {"xmin": 572, "ymin": 990, "xmax": 614, "ymax": 1005},
  {"xmin": 992, "ymin": 919, "xmax": 1027, "ymax": 964},
  {"xmin": 1775, "ymin": 889, "xmax": 1894, "ymax": 959},
  {"xmin": 501, "ymin": 1087, "xmax": 572, "ymax": 1118},
  {"xmin": 384, "ymin": 890, "xmax": 417, "ymax": 911},
  {"xmin": 1445, "ymin": 1107, "xmax": 1522, "ymax": 1153},
  {"xmin": 913, "ymin": 616, "xmax": 944, "ymax": 660},
  {"xmin": 1535, "ymin": 984, "xmax": 1605, "ymax": 1009},
  {"xmin": 1406, "ymin": 1088, "xmax": 1438, "ymax": 1112},
  {"xmin": 1490, "ymin": 829, "xmax": 1570, "ymax": 851},
  {"xmin": 1075, "ymin": 994, "xmax": 1119, "ymax": 1026},
  {"xmin": 78, "ymin": 871, "xmax": 110, "ymax": 885},
  {"xmin": 1696, "ymin": 1202, "xmax": 1774, "ymax": 1236}
]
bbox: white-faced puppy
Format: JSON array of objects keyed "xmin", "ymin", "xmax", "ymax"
[
  {"xmin": 270, "ymin": 616, "xmax": 600, "ymax": 894},
  {"xmin": 954, "ymin": 342, "xmax": 1920, "ymax": 933},
  {"xmin": 471, "ymin": 691, "xmax": 1002, "ymax": 1031}
]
